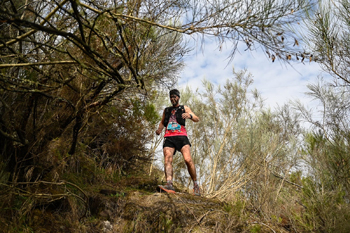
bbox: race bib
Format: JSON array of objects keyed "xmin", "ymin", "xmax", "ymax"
[{"xmin": 167, "ymin": 122, "xmax": 181, "ymax": 132}]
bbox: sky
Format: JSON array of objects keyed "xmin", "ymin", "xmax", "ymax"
[{"xmin": 177, "ymin": 36, "xmax": 328, "ymax": 112}]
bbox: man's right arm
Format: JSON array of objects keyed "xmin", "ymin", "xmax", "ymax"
[{"xmin": 156, "ymin": 110, "xmax": 165, "ymax": 135}]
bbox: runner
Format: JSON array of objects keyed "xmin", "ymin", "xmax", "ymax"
[{"xmin": 156, "ymin": 89, "xmax": 201, "ymax": 196}]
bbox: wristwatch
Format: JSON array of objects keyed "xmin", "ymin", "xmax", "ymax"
[{"xmin": 189, "ymin": 114, "xmax": 193, "ymax": 119}]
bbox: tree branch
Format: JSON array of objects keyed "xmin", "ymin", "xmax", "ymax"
[
  {"xmin": 0, "ymin": 61, "xmax": 76, "ymax": 69},
  {"xmin": 0, "ymin": 0, "xmax": 70, "ymax": 48}
]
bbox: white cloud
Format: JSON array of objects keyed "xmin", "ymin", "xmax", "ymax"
[{"xmin": 178, "ymin": 38, "xmax": 328, "ymax": 110}]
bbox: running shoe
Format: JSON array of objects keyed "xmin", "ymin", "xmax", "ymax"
[
  {"xmin": 193, "ymin": 183, "xmax": 201, "ymax": 196},
  {"xmin": 158, "ymin": 184, "xmax": 176, "ymax": 194}
]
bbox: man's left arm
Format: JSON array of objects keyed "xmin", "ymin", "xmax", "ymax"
[{"xmin": 183, "ymin": 106, "xmax": 199, "ymax": 122}]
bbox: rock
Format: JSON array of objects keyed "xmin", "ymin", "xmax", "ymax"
[{"xmin": 102, "ymin": 220, "xmax": 113, "ymax": 232}]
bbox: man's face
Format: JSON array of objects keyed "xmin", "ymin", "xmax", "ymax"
[{"xmin": 170, "ymin": 94, "xmax": 179, "ymax": 106}]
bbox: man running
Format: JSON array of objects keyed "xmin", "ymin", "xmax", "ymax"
[{"xmin": 156, "ymin": 89, "xmax": 200, "ymax": 196}]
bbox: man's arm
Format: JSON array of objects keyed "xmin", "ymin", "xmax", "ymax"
[
  {"xmin": 183, "ymin": 106, "xmax": 199, "ymax": 122},
  {"xmin": 156, "ymin": 109, "xmax": 166, "ymax": 135}
]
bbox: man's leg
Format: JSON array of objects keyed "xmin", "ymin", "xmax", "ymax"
[
  {"xmin": 163, "ymin": 147, "xmax": 175, "ymax": 181},
  {"xmin": 180, "ymin": 145, "xmax": 197, "ymax": 181},
  {"xmin": 181, "ymin": 145, "xmax": 200, "ymax": 196},
  {"xmin": 158, "ymin": 147, "xmax": 176, "ymax": 193}
]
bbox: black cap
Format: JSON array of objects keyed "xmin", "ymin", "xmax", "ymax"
[{"xmin": 169, "ymin": 89, "xmax": 180, "ymax": 98}]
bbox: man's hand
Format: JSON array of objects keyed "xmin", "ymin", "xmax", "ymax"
[
  {"xmin": 156, "ymin": 129, "xmax": 162, "ymax": 135},
  {"xmin": 182, "ymin": 113, "xmax": 192, "ymax": 119}
]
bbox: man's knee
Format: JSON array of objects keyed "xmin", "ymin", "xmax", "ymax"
[
  {"xmin": 186, "ymin": 160, "xmax": 195, "ymax": 168},
  {"xmin": 164, "ymin": 155, "xmax": 173, "ymax": 163},
  {"xmin": 182, "ymin": 155, "xmax": 192, "ymax": 164},
  {"xmin": 183, "ymin": 154, "xmax": 194, "ymax": 166},
  {"xmin": 181, "ymin": 145, "xmax": 192, "ymax": 161},
  {"xmin": 181, "ymin": 145, "xmax": 191, "ymax": 154},
  {"xmin": 164, "ymin": 147, "xmax": 174, "ymax": 161}
]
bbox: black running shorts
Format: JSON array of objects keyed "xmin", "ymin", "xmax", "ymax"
[{"xmin": 163, "ymin": 136, "xmax": 191, "ymax": 154}]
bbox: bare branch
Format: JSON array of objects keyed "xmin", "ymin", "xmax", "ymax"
[
  {"xmin": 0, "ymin": 0, "xmax": 70, "ymax": 49},
  {"xmin": 0, "ymin": 61, "xmax": 76, "ymax": 68}
]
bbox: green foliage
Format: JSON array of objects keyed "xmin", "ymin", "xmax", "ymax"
[
  {"xmin": 82, "ymin": 98, "xmax": 156, "ymax": 173},
  {"xmin": 250, "ymin": 224, "xmax": 261, "ymax": 233},
  {"xmin": 297, "ymin": 177, "xmax": 350, "ymax": 232},
  {"xmin": 302, "ymin": 0, "xmax": 350, "ymax": 84},
  {"xmin": 222, "ymin": 193, "xmax": 247, "ymax": 220},
  {"xmin": 292, "ymin": 80, "xmax": 350, "ymax": 233},
  {"xmin": 131, "ymin": 100, "xmax": 160, "ymax": 125},
  {"xmin": 158, "ymin": 213, "xmax": 174, "ymax": 233},
  {"xmin": 289, "ymin": 171, "xmax": 302, "ymax": 186},
  {"xmin": 144, "ymin": 103, "xmax": 161, "ymax": 125},
  {"xmin": 110, "ymin": 192, "xmax": 125, "ymax": 199},
  {"xmin": 0, "ymin": 0, "xmax": 186, "ymax": 189},
  {"xmin": 271, "ymin": 215, "xmax": 283, "ymax": 224}
]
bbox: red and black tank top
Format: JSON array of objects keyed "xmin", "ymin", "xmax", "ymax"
[{"xmin": 163, "ymin": 105, "xmax": 188, "ymax": 137}]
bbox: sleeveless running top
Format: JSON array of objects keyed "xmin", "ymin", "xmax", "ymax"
[{"xmin": 163, "ymin": 105, "xmax": 188, "ymax": 137}]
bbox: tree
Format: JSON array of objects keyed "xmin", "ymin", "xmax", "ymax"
[
  {"xmin": 0, "ymin": 0, "xmax": 187, "ymax": 180},
  {"xmin": 302, "ymin": 0, "xmax": 350, "ymax": 85},
  {"xmin": 291, "ymin": 79, "xmax": 350, "ymax": 232},
  {"xmin": 0, "ymin": 0, "xmax": 312, "ymax": 181},
  {"xmin": 292, "ymin": 1, "xmax": 350, "ymax": 229}
]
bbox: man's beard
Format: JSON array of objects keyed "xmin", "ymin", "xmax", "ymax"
[{"xmin": 172, "ymin": 99, "xmax": 179, "ymax": 106}]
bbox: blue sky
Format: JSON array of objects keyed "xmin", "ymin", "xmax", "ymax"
[{"xmin": 177, "ymin": 36, "xmax": 327, "ymax": 112}]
